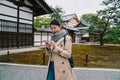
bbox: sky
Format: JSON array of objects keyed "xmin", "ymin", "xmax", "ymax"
[{"xmin": 45, "ymin": 0, "xmax": 105, "ymax": 18}]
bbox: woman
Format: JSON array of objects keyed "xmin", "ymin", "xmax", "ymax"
[{"xmin": 45, "ymin": 19, "xmax": 77, "ymax": 80}]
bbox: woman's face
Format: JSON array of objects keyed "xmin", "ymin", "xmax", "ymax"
[{"xmin": 50, "ymin": 25, "xmax": 61, "ymax": 33}]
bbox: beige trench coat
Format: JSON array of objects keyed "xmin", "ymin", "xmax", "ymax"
[{"xmin": 46, "ymin": 35, "xmax": 77, "ymax": 80}]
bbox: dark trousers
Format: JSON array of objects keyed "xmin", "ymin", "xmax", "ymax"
[{"xmin": 47, "ymin": 62, "xmax": 55, "ymax": 80}]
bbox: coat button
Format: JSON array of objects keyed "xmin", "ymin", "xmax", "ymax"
[
  {"xmin": 58, "ymin": 50, "xmax": 61, "ymax": 53},
  {"xmin": 61, "ymin": 44, "xmax": 62, "ymax": 46},
  {"xmin": 63, "ymin": 71, "xmax": 65, "ymax": 73},
  {"xmin": 62, "ymin": 62, "xmax": 64, "ymax": 64}
]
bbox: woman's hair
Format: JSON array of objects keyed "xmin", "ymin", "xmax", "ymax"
[{"xmin": 50, "ymin": 19, "xmax": 61, "ymax": 26}]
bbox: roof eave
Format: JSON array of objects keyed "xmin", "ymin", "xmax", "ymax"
[{"xmin": 29, "ymin": 0, "xmax": 53, "ymax": 16}]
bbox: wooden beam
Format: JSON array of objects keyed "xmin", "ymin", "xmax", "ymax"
[{"xmin": 17, "ymin": 0, "xmax": 20, "ymax": 48}]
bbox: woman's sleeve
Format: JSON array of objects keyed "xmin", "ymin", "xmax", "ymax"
[
  {"xmin": 45, "ymin": 48, "xmax": 50, "ymax": 55},
  {"xmin": 52, "ymin": 36, "xmax": 72, "ymax": 59}
]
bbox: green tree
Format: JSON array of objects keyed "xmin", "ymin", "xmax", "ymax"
[
  {"xmin": 104, "ymin": 25, "xmax": 120, "ymax": 43},
  {"xmin": 81, "ymin": 0, "xmax": 120, "ymax": 46},
  {"xmin": 81, "ymin": 13, "xmax": 96, "ymax": 23},
  {"xmin": 97, "ymin": 0, "xmax": 120, "ymax": 45},
  {"xmin": 50, "ymin": 6, "xmax": 64, "ymax": 22},
  {"xmin": 34, "ymin": 16, "xmax": 51, "ymax": 28},
  {"xmin": 81, "ymin": 13, "xmax": 106, "ymax": 45},
  {"xmin": 34, "ymin": 6, "xmax": 64, "ymax": 28}
]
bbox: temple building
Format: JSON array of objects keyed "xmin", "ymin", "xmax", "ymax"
[
  {"xmin": 62, "ymin": 14, "xmax": 89, "ymax": 43},
  {"xmin": 0, "ymin": 0, "xmax": 53, "ymax": 50}
]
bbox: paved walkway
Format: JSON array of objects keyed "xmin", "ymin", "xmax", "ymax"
[
  {"xmin": 0, "ymin": 63, "xmax": 120, "ymax": 80},
  {"xmin": 0, "ymin": 46, "xmax": 45, "ymax": 55}
]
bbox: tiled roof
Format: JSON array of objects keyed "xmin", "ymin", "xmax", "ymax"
[
  {"xmin": 62, "ymin": 14, "xmax": 79, "ymax": 21},
  {"xmin": 64, "ymin": 26, "xmax": 79, "ymax": 32}
]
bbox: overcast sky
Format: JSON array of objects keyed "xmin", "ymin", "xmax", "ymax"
[{"xmin": 45, "ymin": 0, "xmax": 105, "ymax": 18}]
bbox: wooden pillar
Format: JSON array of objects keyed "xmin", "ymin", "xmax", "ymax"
[
  {"xmin": 32, "ymin": 10, "xmax": 34, "ymax": 46},
  {"xmin": 7, "ymin": 33, "xmax": 9, "ymax": 49},
  {"xmin": 1, "ymin": 21, "xmax": 3, "ymax": 49},
  {"xmin": 47, "ymin": 32, "xmax": 49, "ymax": 41},
  {"xmin": 41, "ymin": 32, "xmax": 42, "ymax": 45},
  {"xmin": 17, "ymin": 0, "xmax": 20, "ymax": 48}
]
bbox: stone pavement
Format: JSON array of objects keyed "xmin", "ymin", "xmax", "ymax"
[
  {"xmin": 0, "ymin": 46, "xmax": 45, "ymax": 55},
  {"xmin": 0, "ymin": 63, "xmax": 120, "ymax": 80}
]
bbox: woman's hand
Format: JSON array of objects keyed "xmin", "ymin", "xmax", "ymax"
[
  {"xmin": 49, "ymin": 41, "xmax": 56, "ymax": 50},
  {"xmin": 45, "ymin": 41, "xmax": 51, "ymax": 49},
  {"xmin": 45, "ymin": 41, "xmax": 56, "ymax": 49},
  {"xmin": 50, "ymin": 41, "xmax": 56, "ymax": 47}
]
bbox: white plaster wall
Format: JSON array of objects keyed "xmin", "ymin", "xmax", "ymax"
[
  {"xmin": 0, "ymin": 15, "xmax": 17, "ymax": 22},
  {"xmin": 0, "ymin": 0, "xmax": 17, "ymax": 22},
  {"xmin": 34, "ymin": 32, "xmax": 51, "ymax": 46},
  {"xmin": 0, "ymin": 0, "xmax": 17, "ymax": 8},
  {"xmin": 0, "ymin": 4, "xmax": 17, "ymax": 17},
  {"xmin": 19, "ymin": 19, "xmax": 32, "ymax": 24},
  {"xmin": 20, "ymin": 7, "xmax": 33, "ymax": 13},
  {"xmin": 75, "ymin": 34, "xmax": 81, "ymax": 43},
  {"xmin": 19, "ymin": 10, "xmax": 32, "ymax": 20},
  {"xmin": 0, "ymin": 0, "xmax": 33, "ymax": 24}
]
